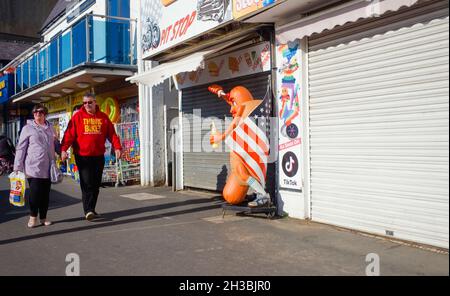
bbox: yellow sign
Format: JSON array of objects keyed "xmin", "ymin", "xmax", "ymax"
[
  {"xmin": 0, "ymin": 79, "xmax": 6, "ymax": 100},
  {"xmin": 45, "ymin": 97, "xmax": 70, "ymax": 113},
  {"xmin": 45, "ymin": 91, "xmax": 108, "ymax": 116},
  {"xmin": 100, "ymin": 97, "xmax": 120, "ymax": 123}
]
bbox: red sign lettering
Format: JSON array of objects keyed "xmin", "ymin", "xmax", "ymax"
[{"xmin": 160, "ymin": 11, "xmax": 197, "ymax": 47}]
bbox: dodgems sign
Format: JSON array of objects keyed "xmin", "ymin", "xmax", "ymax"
[{"xmin": 141, "ymin": 0, "xmax": 233, "ymax": 59}]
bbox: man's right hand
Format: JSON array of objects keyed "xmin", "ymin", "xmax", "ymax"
[{"xmin": 61, "ymin": 151, "xmax": 68, "ymax": 162}]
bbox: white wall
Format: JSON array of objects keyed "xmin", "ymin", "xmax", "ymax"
[
  {"xmin": 138, "ymin": 66, "xmax": 167, "ymax": 187},
  {"xmin": 275, "ymin": 37, "xmax": 309, "ymax": 220},
  {"xmin": 43, "ymin": 0, "xmax": 107, "ymax": 42},
  {"xmin": 130, "ymin": 0, "xmax": 139, "ymax": 19}
]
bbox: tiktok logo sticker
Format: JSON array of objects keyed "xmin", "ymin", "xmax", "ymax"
[{"xmin": 282, "ymin": 152, "xmax": 298, "ymax": 178}]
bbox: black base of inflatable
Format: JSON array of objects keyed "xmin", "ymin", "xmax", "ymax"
[{"xmin": 221, "ymin": 202, "xmax": 277, "ymax": 219}]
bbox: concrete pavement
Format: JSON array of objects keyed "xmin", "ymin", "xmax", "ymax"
[{"xmin": 0, "ymin": 176, "xmax": 448, "ymax": 276}]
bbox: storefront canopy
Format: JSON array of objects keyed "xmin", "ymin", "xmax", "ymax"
[
  {"xmin": 126, "ymin": 39, "xmax": 244, "ymax": 88},
  {"xmin": 276, "ymin": 0, "xmax": 426, "ymax": 43}
]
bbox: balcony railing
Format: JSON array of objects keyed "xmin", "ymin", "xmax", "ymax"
[{"xmin": 12, "ymin": 14, "xmax": 137, "ymax": 97}]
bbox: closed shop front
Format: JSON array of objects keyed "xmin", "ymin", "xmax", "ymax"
[
  {"xmin": 307, "ymin": 1, "xmax": 449, "ymax": 248},
  {"xmin": 176, "ymin": 41, "xmax": 274, "ymax": 192},
  {"xmin": 182, "ymin": 73, "xmax": 271, "ymax": 191}
]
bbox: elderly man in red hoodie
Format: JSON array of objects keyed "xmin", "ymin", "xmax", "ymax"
[{"xmin": 61, "ymin": 93, "xmax": 122, "ymax": 221}]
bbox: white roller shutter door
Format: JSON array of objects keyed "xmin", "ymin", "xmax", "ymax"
[{"xmin": 308, "ymin": 2, "xmax": 449, "ymax": 248}]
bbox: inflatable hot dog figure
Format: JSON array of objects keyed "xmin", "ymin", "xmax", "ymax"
[{"xmin": 209, "ymin": 84, "xmax": 270, "ymax": 207}]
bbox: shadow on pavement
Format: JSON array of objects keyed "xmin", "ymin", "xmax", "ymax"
[
  {"xmin": 0, "ymin": 197, "xmax": 222, "ymax": 246},
  {"xmin": 0, "ymin": 188, "xmax": 81, "ymax": 224},
  {"xmin": 56, "ymin": 196, "xmax": 223, "ymax": 223}
]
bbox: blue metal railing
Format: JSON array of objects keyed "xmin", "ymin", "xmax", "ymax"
[{"xmin": 12, "ymin": 14, "xmax": 137, "ymax": 97}]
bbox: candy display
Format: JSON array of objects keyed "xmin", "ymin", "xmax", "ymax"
[
  {"xmin": 101, "ymin": 121, "xmax": 140, "ymax": 186},
  {"xmin": 120, "ymin": 123, "xmax": 140, "ymax": 164},
  {"xmin": 116, "ymin": 121, "xmax": 140, "ymax": 184},
  {"xmin": 102, "ymin": 141, "xmax": 118, "ymax": 184}
]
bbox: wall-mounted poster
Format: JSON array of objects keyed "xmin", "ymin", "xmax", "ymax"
[
  {"xmin": 175, "ymin": 42, "xmax": 271, "ymax": 89},
  {"xmin": 233, "ymin": 0, "xmax": 280, "ymax": 19},
  {"xmin": 277, "ymin": 41, "xmax": 302, "ymax": 191},
  {"xmin": 141, "ymin": 0, "xmax": 233, "ymax": 59}
]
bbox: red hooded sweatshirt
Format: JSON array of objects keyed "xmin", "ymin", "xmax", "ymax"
[{"xmin": 61, "ymin": 105, "xmax": 122, "ymax": 156}]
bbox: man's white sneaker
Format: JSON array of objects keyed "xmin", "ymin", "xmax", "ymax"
[{"xmin": 85, "ymin": 212, "xmax": 95, "ymax": 221}]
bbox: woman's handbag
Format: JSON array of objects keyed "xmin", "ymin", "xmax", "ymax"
[{"xmin": 50, "ymin": 161, "xmax": 63, "ymax": 184}]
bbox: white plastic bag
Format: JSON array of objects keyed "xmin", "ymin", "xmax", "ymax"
[
  {"xmin": 9, "ymin": 171, "xmax": 26, "ymax": 207},
  {"xmin": 50, "ymin": 162, "xmax": 63, "ymax": 184}
]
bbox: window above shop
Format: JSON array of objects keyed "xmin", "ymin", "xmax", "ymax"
[{"xmin": 107, "ymin": 0, "xmax": 130, "ymax": 18}]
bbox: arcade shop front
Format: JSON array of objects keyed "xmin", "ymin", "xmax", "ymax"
[{"xmin": 44, "ymin": 87, "xmax": 140, "ymax": 186}]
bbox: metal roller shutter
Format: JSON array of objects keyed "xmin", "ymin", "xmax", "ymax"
[
  {"xmin": 308, "ymin": 2, "xmax": 449, "ymax": 248},
  {"xmin": 182, "ymin": 73, "xmax": 271, "ymax": 191}
]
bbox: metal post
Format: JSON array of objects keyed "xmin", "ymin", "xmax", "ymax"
[
  {"xmin": 70, "ymin": 29, "xmax": 73, "ymax": 68},
  {"xmin": 86, "ymin": 15, "xmax": 90, "ymax": 63},
  {"xmin": 172, "ymin": 128, "xmax": 177, "ymax": 192},
  {"xmin": 270, "ymin": 27, "xmax": 279, "ymax": 212},
  {"xmin": 46, "ymin": 46, "xmax": 48, "ymax": 81},
  {"xmin": 130, "ymin": 20, "xmax": 135, "ymax": 65},
  {"xmin": 56, "ymin": 35, "xmax": 60, "ymax": 74}
]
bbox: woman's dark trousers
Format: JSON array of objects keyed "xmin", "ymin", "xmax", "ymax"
[{"xmin": 27, "ymin": 178, "xmax": 51, "ymax": 219}]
